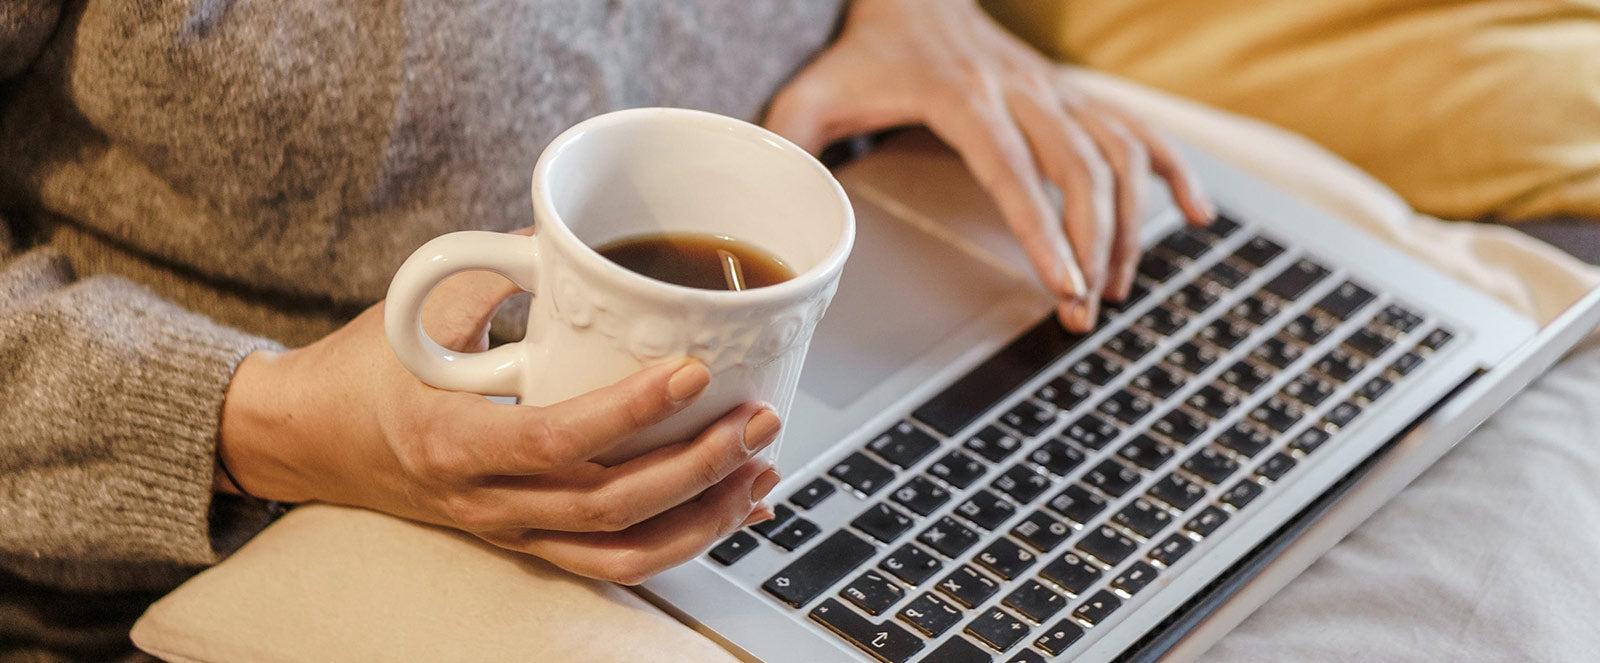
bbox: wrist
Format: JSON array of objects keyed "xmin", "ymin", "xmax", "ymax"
[{"xmin": 218, "ymin": 349, "xmax": 319, "ymax": 503}]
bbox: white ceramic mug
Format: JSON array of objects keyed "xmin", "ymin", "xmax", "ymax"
[{"xmin": 384, "ymin": 108, "xmax": 854, "ymax": 464}]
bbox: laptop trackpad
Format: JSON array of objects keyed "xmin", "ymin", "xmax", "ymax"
[{"xmin": 798, "ymin": 189, "xmax": 1027, "ymax": 409}]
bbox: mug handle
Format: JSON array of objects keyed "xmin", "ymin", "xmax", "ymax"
[{"xmin": 384, "ymin": 231, "xmax": 540, "ymax": 396}]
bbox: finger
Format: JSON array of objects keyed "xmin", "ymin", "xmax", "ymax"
[
  {"xmin": 444, "ymin": 357, "xmax": 712, "ymax": 474},
  {"xmin": 495, "ymin": 459, "xmax": 777, "ymax": 585},
  {"xmin": 764, "ymin": 51, "xmax": 920, "ymax": 154},
  {"xmin": 419, "ymin": 226, "xmax": 537, "ymax": 351},
  {"xmin": 1007, "ymin": 90, "xmax": 1115, "ymax": 330},
  {"xmin": 926, "ymin": 89, "xmax": 1086, "ymax": 304},
  {"xmin": 465, "ymin": 403, "xmax": 782, "ymax": 533},
  {"xmin": 1092, "ymin": 101, "xmax": 1216, "ymax": 226},
  {"xmin": 1069, "ymin": 110, "xmax": 1149, "ymax": 303}
]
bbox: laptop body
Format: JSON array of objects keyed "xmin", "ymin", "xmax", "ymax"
[{"xmin": 638, "ymin": 129, "xmax": 1573, "ymax": 663}]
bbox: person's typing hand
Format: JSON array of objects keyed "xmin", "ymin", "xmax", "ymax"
[
  {"xmin": 765, "ymin": 0, "xmax": 1215, "ymax": 331},
  {"xmin": 216, "ymin": 229, "xmax": 779, "ymax": 584}
]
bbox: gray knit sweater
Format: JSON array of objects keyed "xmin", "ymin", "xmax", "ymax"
[{"xmin": 0, "ymin": 2, "xmax": 841, "ymax": 660}]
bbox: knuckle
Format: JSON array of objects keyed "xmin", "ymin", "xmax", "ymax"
[
  {"xmin": 527, "ymin": 418, "xmax": 586, "ymax": 468},
  {"xmin": 598, "ymin": 551, "xmax": 657, "ymax": 586},
  {"xmin": 440, "ymin": 492, "xmax": 498, "ymax": 531},
  {"xmin": 581, "ymin": 493, "xmax": 640, "ymax": 532}
]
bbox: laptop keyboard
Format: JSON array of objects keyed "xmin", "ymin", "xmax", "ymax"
[{"xmin": 706, "ymin": 215, "xmax": 1454, "ymax": 662}]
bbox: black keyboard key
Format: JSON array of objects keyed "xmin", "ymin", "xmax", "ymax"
[
  {"xmin": 1167, "ymin": 282, "xmax": 1220, "ymax": 314},
  {"xmin": 1098, "ymin": 388, "xmax": 1154, "ymax": 425},
  {"xmin": 1104, "ymin": 328, "xmax": 1158, "ymax": 362},
  {"xmin": 1083, "ymin": 459, "xmax": 1142, "ymax": 497},
  {"xmin": 881, "ymin": 544, "xmax": 943, "ymax": 585},
  {"xmin": 938, "ymin": 565, "xmax": 1000, "ymax": 608},
  {"xmin": 1046, "ymin": 485, "xmax": 1109, "ymax": 525},
  {"xmin": 1282, "ymin": 312, "xmax": 1337, "ymax": 346},
  {"xmin": 1158, "ymin": 228, "xmax": 1212, "ymax": 261},
  {"xmin": 925, "ymin": 637, "xmax": 993, "ymax": 663},
  {"xmin": 1376, "ymin": 303, "xmax": 1425, "ymax": 333},
  {"xmin": 1358, "ymin": 376, "xmax": 1394, "ymax": 403},
  {"xmin": 1220, "ymin": 359, "xmax": 1273, "ymax": 393},
  {"xmin": 956, "ymin": 490, "xmax": 1018, "ymax": 531},
  {"xmin": 1137, "ymin": 252, "xmax": 1181, "ymax": 282},
  {"xmin": 1231, "ymin": 235, "xmax": 1285, "ymax": 268},
  {"xmin": 809, "ymin": 598, "xmax": 924, "ymax": 663},
  {"xmin": 966, "ymin": 425, "xmax": 1026, "ymax": 463},
  {"xmin": 1113, "ymin": 498, "xmax": 1174, "ymax": 539},
  {"xmin": 1199, "ymin": 317, "xmax": 1252, "ymax": 349},
  {"xmin": 1077, "ymin": 525, "xmax": 1138, "ymax": 565},
  {"xmin": 1216, "ymin": 422, "xmax": 1271, "ymax": 458},
  {"xmin": 1182, "ymin": 446, "xmax": 1240, "ymax": 485},
  {"xmin": 1187, "ymin": 383, "xmax": 1242, "ymax": 420},
  {"xmin": 1148, "ymin": 473, "xmax": 1206, "ymax": 510},
  {"xmin": 1184, "ymin": 506, "xmax": 1229, "ymax": 537},
  {"xmin": 853, "ymin": 503, "xmax": 914, "ymax": 543},
  {"xmin": 1001, "ymin": 399, "xmax": 1059, "ymax": 437},
  {"xmin": 1230, "ymin": 294, "xmax": 1281, "ymax": 326},
  {"xmin": 1248, "ymin": 396, "xmax": 1304, "ymax": 434},
  {"xmin": 1061, "ymin": 413, "xmax": 1120, "ymax": 450},
  {"xmin": 868, "ymin": 422, "xmax": 942, "ymax": 470},
  {"xmin": 1136, "ymin": 304, "xmax": 1189, "ymax": 336},
  {"xmin": 1283, "ymin": 372, "xmax": 1336, "ymax": 407},
  {"xmin": 765, "ymin": 531, "xmax": 877, "ymax": 607},
  {"xmin": 831, "ymin": 452, "xmax": 897, "ymax": 497},
  {"xmin": 966, "ymin": 607, "xmax": 1031, "ymax": 652},
  {"xmin": 790, "ymin": 478, "xmax": 836, "ymax": 510},
  {"xmin": 1040, "ymin": 551, "xmax": 1102, "ymax": 595},
  {"xmin": 709, "ymin": 531, "xmax": 758, "ymax": 566},
  {"xmin": 1004, "ymin": 580, "xmax": 1068, "ymax": 623},
  {"xmin": 1166, "ymin": 341, "xmax": 1219, "ymax": 375},
  {"xmin": 1220, "ymin": 479, "xmax": 1264, "ymax": 509},
  {"xmin": 1263, "ymin": 258, "xmax": 1330, "ymax": 300},
  {"xmin": 842, "ymin": 570, "xmax": 907, "ymax": 616},
  {"xmin": 1288, "ymin": 427, "xmax": 1331, "ymax": 455},
  {"xmin": 920, "ymin": 516, "xmax": 981, "ymax": 558},
  {"xmin": 891, "ymin": 476, "xmax": 952, "ymax": 516},
  {"xmin": 1345, "ymin": 327, "xmax": 1394, "ymax": 358},
  {"xmin": 1252, "ymin": 335, "xmax": 1305, "ymax": 369},
  {"xmin": 1315, "ymin": 281, "xmax": 1376, "ymax": 320},
  {"xmin": 977, "ymin": 538, "xmax": 1039, "ymax": 581},
  {"xmin": 1068, "ymin": 353, "xmax": 1124, "ymax": 386},
  {"xmin": 1256, "ymin": 453, "xmax": 1297, "ymax": 481},
  {"xmin": 1314, "ymin": 347, "xmax": 1367, "ymax": 383},
  {"xmin": 1153, "ymin": 409, "xmax": 1209, "ymax": 445},
  {"xmin": 928, "ymin": 451, "xmax": 987, "ymax": 490},
  {"xmin": 1012, "ymin": 510, "xmax": 1073, "ymax": 553},
  {"xmin": 1111, "ymin": 561, "xmax": 1159, "ymax": 596},
  {"xmin": 992, "ymin": 465, "xmax": 1052, "ymax": 504},
  {"xmin": 1033, "ymin": 620, "xmax": 1086, "ymax": 656},
  {"xmin": 770, "ymin": 518, "xmax": 822, "ymax": 551},
  {"xmin": 1036, "ymin": 376, "xmax": 1092, "ymax": 411},
  {"xmin": 1009, "ymin": 650, "xmax": 1047, "ymax": 663},
  {"xmin": 1326, "ymin": 400, "xmax": 1363, "ymax": 428},
  {"xmin": 1389, "ymin": 351, "xmax": 1425, "ymax": 377},
  {"xmin": 1201, "ymin": 260, "xmax": 1248, "ymax": 290},
  {"xmin": 1201, "ymin": 214, "xmax": 1242, "ymax": 239},
  {"xmin": 1419, "ymin": 327, "xmax": 1454, "ymax": 352},
  {"xmin": 1117, "ymin": 433, "xmax": 1176, "ymax": 471},
  {"xmin": 1072, "ymin": 590, "xmax": 1123, "ymax": 626},
  {"xmin": 751, "ymin": 504, "xmax": 797, "ymax": 538},
  {"xmin": 1148, "ymin": 533, "xmax": 1194, "ymax": 567},
  {"xmin": 915, "ymin": 316, "xmax": 1085, "ymax": 437},
  {"xmin": 899, "ymin": 593, "xmax": 962, "ymax": 637},
  {"xmin": 1132, "ymin": 364, "xmax": 1185, "ymax": 400},
  {"xmin": 1106, "ymin": 280, "xmax": 1152, "ymax": 312},
  {"xmin": 1028, "ymin": 439, "xmax": 1087, "ymax": 477}
]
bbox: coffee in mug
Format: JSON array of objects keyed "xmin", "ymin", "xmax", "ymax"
[{"xmin": 595, "ymin": 233, "xmax": 796, "ymax": 291}]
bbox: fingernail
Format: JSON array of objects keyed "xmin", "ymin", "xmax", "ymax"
[
  {"xmin": 750, "ymin": 469, "xmax": 781, "ymax": 503},
  {"xmin": 743, "ymin": 408, "xmax": 782, "ymax": 453},
  {"xmin": 667, "ymin": 360, "xmax": 710, "ymax": 403},
  {"xmin": 739, "ymin": 506, "xmax": 774, "ymax": 528},
  {"xmin": 1071, "ymin": 297, "xmax": 1098, "ymax": 331}
]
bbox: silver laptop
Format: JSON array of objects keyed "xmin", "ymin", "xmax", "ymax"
[{"xmin": 638, "ymin": 129, "xmax": 1597, "ymax": 663}]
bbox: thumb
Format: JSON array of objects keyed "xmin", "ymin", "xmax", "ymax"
[{"xmin": 419, "ymin": 226, "xmax": 534, "ymax": 352}]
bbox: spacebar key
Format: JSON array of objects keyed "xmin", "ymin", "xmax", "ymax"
[
  {"xmin": 810, "ymin": 598, "xmax": 925, "ymax": 663},
  {"xmin": 764, "ymin": 530, "xmax": 877, "ymax": 607}
]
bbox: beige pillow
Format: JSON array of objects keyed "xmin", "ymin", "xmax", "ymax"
[
  {"xmin": 131, "ymin": 504, "xmax": 740, "ymax": 663},
  {"xmin": 985, "ymin": 0, "xmax": 1600, "ymax": 222}
]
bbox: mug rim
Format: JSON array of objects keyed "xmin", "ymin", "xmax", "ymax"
[{"xmin": 530, "ymin": 107, "xmax": 855, "ymax": 303}]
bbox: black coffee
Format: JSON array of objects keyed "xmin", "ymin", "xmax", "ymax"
[{"xmin": 595, "ymin": 232, "xmax": 796, "ymax": 291}]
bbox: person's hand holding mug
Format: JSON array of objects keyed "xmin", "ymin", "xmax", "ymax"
[{"xmin": 216, "ymin": 235, "xmax": 783, "ymax": 584}]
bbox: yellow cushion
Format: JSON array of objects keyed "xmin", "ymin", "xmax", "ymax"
[{"xmin": 984, "ymin": 0, "xmax": 1600, "ymax": 221}]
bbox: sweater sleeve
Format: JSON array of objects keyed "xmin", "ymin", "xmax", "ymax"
[{"xmin": 0, "ymin": 237, "xmax": 285, "ymax": 591}]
